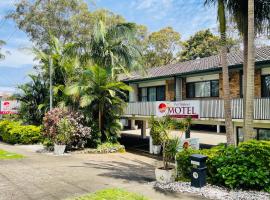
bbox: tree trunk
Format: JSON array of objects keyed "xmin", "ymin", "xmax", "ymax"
[
  {"xmin": 98, "ymin": 104, "xmax": 102, "ymax": 131},
  {"xmin": 221, "ymin": 43, "xmax": 235, "ymax": 145},
  {"xmin": 218, "ymin": 0, "xmax": 235, "ymax": 146},
  {"xmin": 244, "ymin": 0, "xmax": 255, "ymax": 140},
  {"xmin": 243, "ymin": 28, "xmax": 248, "ymax": 127}
]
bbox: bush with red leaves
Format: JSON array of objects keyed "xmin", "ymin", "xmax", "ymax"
[{"xmin": 43, "ymin": 107, "xmax": 91, "ymax": 149}]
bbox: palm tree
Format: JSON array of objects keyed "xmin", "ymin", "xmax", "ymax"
[
  {"xmin": 205, "ymin": 0, "xmax": 235, "ymax": 145},
  {"xmin": 33, "ymin": 36, "xmax": 81, "ymax": 108},
  {"xmin": 244, "ymin": 0, "xmax": 255, "ymax": 140},
  {"xmin": 15, "ymin": 74, "xmax": 49, "ymax": 125},
  {"xmin": 65, "ymin": 65, "xmax": 131, "ymax": 140},
  {"xmin": 69, "ymin": 21, "xmax": 141, "ymax": 79},
  {"xmin": 226, "ymin": 0, "xmax": 270, "ymax": 140}
]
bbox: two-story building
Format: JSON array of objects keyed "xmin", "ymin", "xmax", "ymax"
[{"xmin": 121, "ymin": 46, "xmax": 270, "ymax": 143}]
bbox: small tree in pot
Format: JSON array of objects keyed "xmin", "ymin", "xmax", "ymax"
[
  {"xmin": 154, "ymin": 116, "xmax": 180, "ymax": 183},
  {"xmin": 150, "ymin": 116, "xmax": 162, "ymax": 154},
  {"xmin": 54, "ymin": 118, "xmax": 73, "ymax": 155}
]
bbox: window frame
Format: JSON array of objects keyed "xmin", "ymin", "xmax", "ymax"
[
  {"xmin": 186, "ymin": 80, "xmax": 219, "ymax": 98},
  {"xmin": 138, "ymin": 85, "xmax": 166, "ymax": 102},
  {"xmin": 261, "ymin": 74, "xmax": 270, "ymax": 98}
]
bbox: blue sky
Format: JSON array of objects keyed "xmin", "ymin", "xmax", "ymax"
[{"xmin": 0, "ymin": 0, "xmax": 217, "ymax": 92}]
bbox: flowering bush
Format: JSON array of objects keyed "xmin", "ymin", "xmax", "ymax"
[{"xmin": 43, "ymin": 108, "xmax": 91, "ymax": 149}]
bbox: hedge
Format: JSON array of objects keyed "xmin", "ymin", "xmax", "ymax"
[
  {"xmin": 0, "ymin": 120, "xmax": 42, "ymax": 144},
  {"xmin": 176, "ymin": 140, "xmax": 270, "ymax": 192}
]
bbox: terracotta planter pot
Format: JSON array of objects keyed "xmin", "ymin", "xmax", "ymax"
[
  {"xmin": 155, "ymin": 167, "xmax": 176, "ymax": 183},
  {"xmin": 54, "ymin": 144, "xmax": 66, "ymax": 155}
]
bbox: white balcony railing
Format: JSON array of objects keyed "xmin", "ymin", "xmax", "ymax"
[{"xmin": 124, "ymin": 98, "xmax": 270, "ymax": 120}]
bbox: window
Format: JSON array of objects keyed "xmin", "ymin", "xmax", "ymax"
[
  {"xmin": 148, "ymin": 87, "xmax": 156, "ymax": 101},
  {"xmin": 236, "ymin": 127, "xmax": 270, "ymax": 144},
  {"xmin": 211, "ymin": 80, "xmax": 219, "ymax": 97},
  {"xmin": 258, "ymin": 129, "xmax": 270, "ymax": 141},
  {"xmin": 139, "ymin": 88, "xmax": 148, "ymax": 102},
  {"xmin": 138, "ymin": 86, "xmax": 165, "ymax": 102},
  {"xmin": 156, "ymin": 86, "xmax": 166, "ymax": 101},
  {"xmin": 186, "ymin": 80, "xmax": 219, "ymax": 98},
  {"xmin": 262, "ymin": 75, "xmax": 270, "ymax": 97}
]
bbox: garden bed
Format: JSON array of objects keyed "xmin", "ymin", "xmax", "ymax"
[
  {"xmin": 153, "ymin": 181, "xmax": 270, "ymax": 200},
  {"xmin": 73, "ymin": 142, "xmax": 125, "ymax": 154}
]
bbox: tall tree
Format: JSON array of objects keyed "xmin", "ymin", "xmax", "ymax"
[
  {"xmin": 180, "ymin": 29, "xmax": 220, "ymax": 61},
  {"xmin": 71, "ymin": 21, "xmax": 141, "ymax": 78},
  {"xmin": 65, "ymin": 65, "xmax": 131, "ymax": 141},
  {"xmin": 9, "ymin": 0, "xmax": 91, "ymax": 49},
  {"xmin": 143, "ymin": 27, "xmax": 181, "ymax": 68},
  {"xmin": 205, "ymin": 0, "xmax": 235, "ymax": 145},
  {"xmin": 244, "ymin": 0, "xmax": 255, "ymax": 140},
  {"xmin": 226, "ymin": 0, "xmax": 270, "ymax": 140},
  {"xmin": 180, "ymin": 29, "xmax": 238, "ymax": 61},
  {"xmin": 15, "ymin": 74, "xmax": 49, "ymax": 125}
]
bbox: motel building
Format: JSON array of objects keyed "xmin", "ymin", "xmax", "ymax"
[{"xmin": 121, "ymin": 46, "xmax": 270, "ymax": 144}]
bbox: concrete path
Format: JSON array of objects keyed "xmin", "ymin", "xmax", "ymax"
[
  {"xmin": 121, "ymin": 129, "xmax": 226, "ymax": 145},
  {"xmin": 0, "ymin": 143, "xmax": 205, "ymax": 200}
]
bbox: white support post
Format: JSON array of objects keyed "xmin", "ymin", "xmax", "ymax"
[
  {"xmin": 131, "ymin": 119, "xmax": 137, "ymax": 130},
  {"xmin": 217, "ymin": 124, "xmax": 221, "ymax": 133},
  {"xmin": 141, "ymin": 120, "xmax": 147, "ymax": 139},
  {"xmin": 149, "ymin": 136, "xmax": 153, "ymax": 154}
]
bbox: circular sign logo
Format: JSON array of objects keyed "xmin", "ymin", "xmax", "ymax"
[
  {"xmin": 158, "ymin": 103, "xmax": 167, "ymax": 113},
  {"xmin": 3, "ymin": 102, "xmax": 10, "ymax": 107},
  {"xmin": 183, "ymin": 141, "xmax": 190, "ymax": 149},
  {"xmin": 193, "ymin": 172, "xmax": 199, "ymax": 179}
]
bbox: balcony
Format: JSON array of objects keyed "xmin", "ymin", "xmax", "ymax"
[{"xmin": 123, "ymin": 98, "xmax": 270, "ymax": 120}]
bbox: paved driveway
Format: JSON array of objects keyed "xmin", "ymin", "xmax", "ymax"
[{"xmin": 0, "ymin": 143, "xmax": 204, "ymax": 200}]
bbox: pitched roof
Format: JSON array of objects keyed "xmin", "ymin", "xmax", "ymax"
[{"xmin": 122, "ymin": 46, "xmax": 270, "ymax": 82}]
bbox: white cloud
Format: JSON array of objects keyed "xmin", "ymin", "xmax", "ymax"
[{"xmin": 0, "ymin": 47, "xmax": 36, "ymax": 68}]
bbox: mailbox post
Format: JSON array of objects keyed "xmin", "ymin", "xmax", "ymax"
[{"xmin": 190, "ymin": 154, "xmax": 207, "ymax": 188}]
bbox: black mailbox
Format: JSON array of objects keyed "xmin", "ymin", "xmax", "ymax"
[{"xmin": 190, "ymin": 154, "xmax": 208, "ymax": 188}]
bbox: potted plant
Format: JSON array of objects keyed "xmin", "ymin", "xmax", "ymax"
[
  {"xmin": 154, "ymin": 116, "xmax": 180, "ymax": 183},
  {"xmin": 54, "ymin": 118, "xmax": 73, "ymax": 155},
  {"xmin": 150, "ymin": 116, "xmax": 162, "ymax": 154}
]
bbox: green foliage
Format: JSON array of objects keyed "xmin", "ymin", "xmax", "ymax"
[
  {"xmin": 43, "ymin": 108, "xmax": 91, "ymax": 148},
  {"xmin": 55, "ymin": 118, "xmax": 73, "ymax": 145},
  {"xmin": 0, "ymin": 120, "xmax": 42, "ymax": 144},
  {"xmin": 149, "ymin": 116, "xmax": 162, "ymax": 145},
  {"xmin": 176, "ymin": 141, "xmax": 270, "ymax": 192},
  {"xmin": 71, "ymin": 188, "xmax": 149, "ymax": 200},
  {"xmin": 96, "ymin": 142, "xmax": 125, "ymax": 153},
  {"xmin": 143, "ymin": 27, "xmax": 181, "ymax": 68},
  {"xmin": 66, "ymin": 65, "xmax": 131, "ymax": 143},
  {"xmin": 0, "ymin": 149, "xmax": 24, "ymax": 160},
  {"xmin": 15, "ymin": 74, "xmax": 49, "ymax": 125},
  {"xmin": 179, "ymin": 29, "xmax": 238, "ymax": 61}
]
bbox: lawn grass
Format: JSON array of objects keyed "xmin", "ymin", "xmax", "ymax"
[
  {"xmin": 72, "ymin": 188, "xmax": 149, "ymax": 200},
  {"xmin": 0, "ymin": 149, "xmax": 24, "ymax": 160}
]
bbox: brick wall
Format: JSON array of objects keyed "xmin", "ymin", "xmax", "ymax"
[
  {"xmin": 255, "ymin": 69, "xmax": 261, "ymax": 98},
  {"xmin": 166, "ymin": 79, "xmax": 175, "ymax": 101},
  {"xmin": 219, "ymin": 71, "xmax": 241, "ymax": 98}
]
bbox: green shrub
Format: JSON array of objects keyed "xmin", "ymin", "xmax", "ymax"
[
  {"xmin": 96, "ymin": 142, "xmax": 125, "ymax": 153},
  {"xmin": 176, "ymin": 141, "xmax": 270, "ymax": 192},
  {"xmin": 0, "ymin": 120, "xmax": 42, "ymax": 144}
]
